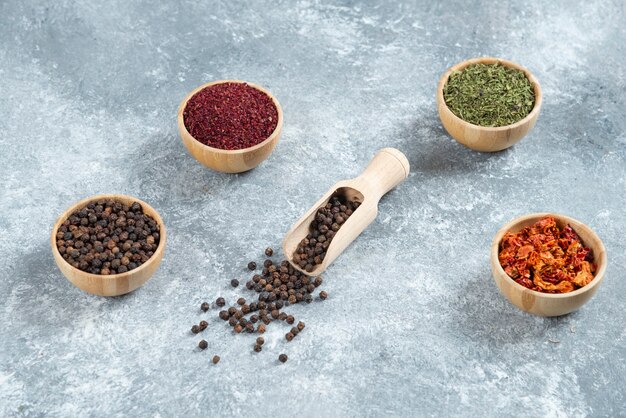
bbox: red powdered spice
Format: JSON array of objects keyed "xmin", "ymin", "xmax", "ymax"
[{"xmin": 183, "ymin": 82, "xmax": 278, "ymax": 150}]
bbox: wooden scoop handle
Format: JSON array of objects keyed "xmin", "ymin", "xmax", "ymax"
[{"xmin": 355, "ymin": 148, "xmax": 410, "ymax": 200}]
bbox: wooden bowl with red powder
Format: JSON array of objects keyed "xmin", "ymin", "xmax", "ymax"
[
  {"xmin": 178, "ymin": 80, "xmax": 283, "ymax": 173},
  {"xmin": 490, "ymin": 213, "xmax": 607, "ymax": 317}
]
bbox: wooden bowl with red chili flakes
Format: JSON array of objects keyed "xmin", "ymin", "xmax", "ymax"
[
  {"xmin": 490, "ymin": 213, "xmax": 607, "ymax": 317},
  {"xmin": 177, "ymin": 80, "xmax": 283, "ymax": 173}
]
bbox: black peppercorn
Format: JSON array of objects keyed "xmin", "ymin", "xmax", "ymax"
[
  {"xmin": 237, "ymin": 297, "xmax": 246, "ymax": 306},
  {"xmin": 231, "ymin": 279, "xmax": 239, "ymax": 288},
  {"xmin": 297, "ymin": 321, "xmax": 305, "ymax": 331},
  {"xmin": 216, "ymin": 297, "xmax": 226, "ymax": 307},
  {"xmin": 191, "ymin": 325, "xmax": 201, "ymax": 334},
  {"xmin": 248, "ymin": 261, "xmax": 257, "ymax": 270},
  {"xmin": 198, "ymin": 340, "xmax": 208, "ymax": 350},
  {"xmin": 265, "ymin": 247, "xmax": 274, "ymax": 257},
  {"xmin": 212, "ymin": 355, "xmax": 220, "ymax": 364},
  {"xmin": 219, "ymin": 311, "xmax": 229, "ymax": 321},
  {"xmin": 285, "ymin": 332, "xmax": 294, "ymax": 342},
  {"xmin": 256, "ymin": 337, "xmax": 265, "ymax": 345},
  {"xmin": 201, "ymin": 302, "xmax": 210, "ymax": 312},
  {"xmin": 279, "ymin": 354, "xmax": 288, "ymax": 363},
  {"xmin": 319, "ymin": 290, "xmax": 328, "ymax": 300},
  {"xmin": 199, "ymin": 320, "xmax": 208, "ymax": 330},
  {"xmin": 254, "ymin": 344, "xmax": 262, "ymax": 352}
]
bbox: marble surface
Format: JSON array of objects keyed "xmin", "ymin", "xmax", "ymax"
[{"xmin": 1, "ymin": 0, "xmax": 625, "ymax": 416}]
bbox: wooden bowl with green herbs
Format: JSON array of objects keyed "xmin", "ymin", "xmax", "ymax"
[
  {"xmin": 177, "ymin": 80, "xmax": 283, "ymax": 173},
  {"xmin": 437, "ymin": 57, "xmax": 542, "ymax": 152},
  {"xmin": 490, "ymin": 213, "xmax": 606, "ymax": 317}
]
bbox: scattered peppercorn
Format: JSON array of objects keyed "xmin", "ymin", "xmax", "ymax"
[
  {"xmin": 231, "ymin": 279, "xmax": 239, "ymax": 288},
  {"xmin": 191, "ymin": 325, "xmax": 201, "ymax": 334},
  {"xmin": 199, "ymin": 320, "xmax": 208, "ymax": 330},
  {"xmin": 319, "ymin": 291, "xmax": 328, "ymax": 300},
  {"xmin": 191, "ymin": 247, "xmax": 333, "ymax": 360},
  {"xmin": 55, "ymin": 199, "xmax": 160, "ymax": 275},
  {"xmin": 201, "ymin": 302, "xmax": 210, "ymax": 312},
  {"xmin": 279, "ymin": 354, "xmax": 288, "ymax": 363},
  {"xmin": 198, "ymin": 340, "xmax": 208, "ymax": 350},
  {"xmin": 212, "ymin": 355, "xmax": 220, "ymax": 364},
  {"xmin": 265, "ymin": 247, "xmax": 274, "ymax": 257},
  {"xmin": 248, "ymin": 261, "xmax": 257, "ymax": 270}
]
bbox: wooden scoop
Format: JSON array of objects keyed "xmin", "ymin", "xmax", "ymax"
[{"xmin": 283, "ymin": 148, "xmax": 410, "ymax": 276}]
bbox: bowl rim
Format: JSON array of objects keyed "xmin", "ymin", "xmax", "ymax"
[
  {"xmin": 491, "ymin": 212, "xmax": 607, "ymax": 299},
  {"xmin": 437, "ymin": 57, "xmax": 543, "ymax": 131},
  {"xmin": 51, "ymin": 194, "xmax": 167, "ymax": 282},
  {"xmin": 177, "ymin": 79, "xmax": 284, "ymax": 154}
]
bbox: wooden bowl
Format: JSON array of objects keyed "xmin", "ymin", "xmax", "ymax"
[
  {"xmin": 51, "ymin": 194, "xmax": 166, "ymax": 296},
  {"xmin": 490, "ymin": 213, "xmax": 607, "ymax": 317},
  {"xmin": 177, "ymin": 80, "xmax": 283, "ymax": 173},
  {"xmin": 437, "ymin": 57, "xmax": 542, "ymax": 152}
]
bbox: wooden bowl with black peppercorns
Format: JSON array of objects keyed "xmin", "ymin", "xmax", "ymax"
[
  {"xmin": 491, "ymin": 213, "xmax": 606, "ymax": 317},
  {"xmin": 177, "ymin": 80, "xmax": 283, "ymax": 173},
  {"xmin": 51, "ymin": 194, "xmax": 166, "ymax": 296}
]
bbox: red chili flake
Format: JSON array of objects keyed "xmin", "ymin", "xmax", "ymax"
[
  {"xmin": 183, "ymin": 82, "xmax": 278, "ymax": 150},
  {"xmin": 498, "ymin": 217, "xmax": 596, "ymax": 293}
]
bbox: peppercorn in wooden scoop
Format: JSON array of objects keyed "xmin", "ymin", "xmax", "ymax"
[{"xmin": 283, "ymin": 148, "xmax": 409, "ymax": 276}]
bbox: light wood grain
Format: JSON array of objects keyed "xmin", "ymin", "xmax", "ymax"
[
  {"xmin": 283, "ymin": 148, "xmax": 410, "ymax": 276},
  {"xmin": 51, "ymin": 194, "xmax": 166, "ymax": 297},
  {"xmin": 490, "ymin": 213, "xmax": 607, "ymax": 317},
  {"xmin": 177, "ymin": 80, "xmax": 283, "ymax": 173},
  {"xmin": 437, "ymin": 57, "xmax": 542, "ymax": 152}
]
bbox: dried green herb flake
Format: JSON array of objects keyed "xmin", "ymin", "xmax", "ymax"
[{"xmin": 443, "ymin": 63, "xmax": 535, "ymax": 127}]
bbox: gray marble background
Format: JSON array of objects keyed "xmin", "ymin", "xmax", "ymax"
[{"xmin": 1, "ymin": 0, "xmax": 625, "ymax": 416}]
